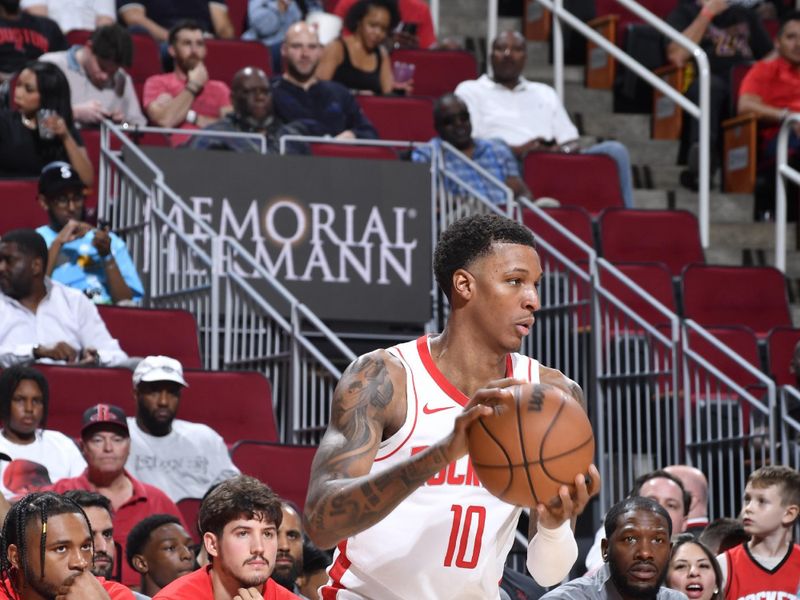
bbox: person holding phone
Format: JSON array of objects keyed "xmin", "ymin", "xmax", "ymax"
[
  {"xmin": 316, "ymin": 0, "xmax": 409, "ymax": 95},
  {"xmin": 333, "ymin": 0, "xmax": 436, "ymax": 48},
  {"xmin": 0, "ymin": 61, "xmax": 93, "ymax": 183},
  {"xmin": 35, "ymin": 161, "xmax": 143, "ymax": 305}
]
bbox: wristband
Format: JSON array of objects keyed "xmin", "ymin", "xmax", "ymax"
[{"xmin": 185, "ymin": 83, "xmax": 202, "ymax": 96}]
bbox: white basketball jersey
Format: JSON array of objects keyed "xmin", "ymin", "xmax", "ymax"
[{"xmin": 321, "ymin": 335, "xmax": 540, "ymax": 600}]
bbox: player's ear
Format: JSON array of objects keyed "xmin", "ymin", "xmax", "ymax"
[
  {"xmin": 7, "ymin": 544, "xmax": 19, "ymax": 570},
  {"xmin": 131, "ymin": 553, "xmax": 149, "ymax": 575},
  {"xmin": 451, "ymin": 268, "xmax": 474, "ymax": 301},
  {"xmin": 782, "ymin": 503, "xmax": 799, "ymax": 525},
  {"xmin": 600, "ymin": 538, "xmax": 609, "ymax": 562},
  {"xmin": 203, "ymin": 531, "xmax": 219, "ymax": 559}
]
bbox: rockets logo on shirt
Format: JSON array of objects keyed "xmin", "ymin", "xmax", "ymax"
[{"xmin": 411, "ymin": 446, "xmax": 482, "ymax": 487}]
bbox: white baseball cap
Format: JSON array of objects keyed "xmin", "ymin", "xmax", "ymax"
[{"xmin": 133, "ymin": 355, "xmax": 188, "ymax": 387}]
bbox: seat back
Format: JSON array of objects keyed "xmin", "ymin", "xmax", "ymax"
[
  {"xmin": 729, "ymin": 62, "xmax": 754, "ymax": 113},
  {"xmin": 231, "ymin": 441, "xmax": 317, "ymax": 510},
  {"xmin": 686, "ymin": 325, "xmax": 763, "ymax": 391},
  {"xmin": 600, "ymin": 261, "xmax": 677, "ymax": 327},
  {"xmin": 767, "ymin": 326, "xmax": 800, "ymax": 386},
  {"xmin": 65, "ymin": 30, "xmax": 92, "ymax": 46},
  {"xmin": 181, "ymin": 370, "xmax": 278, "ymax": 445},
  {"xmin": 0, "ymin": 180, "xmax": 45, "ymax": 231},
  {"xmin": 310, "ymin": 143, "xmax": 397, "ymax": 160},
  {"xmin": 355, "ymin": 95, "xmax": 435, "ymax": 142},
  {"xmin": 521, "ymin": 205, "xmax": 595, "ymax": 265},
  {"xmin": 226, "ymin": 0, "xmax": 248, "ymax": 36},
  {"xmin": 598, "ymin": 208, "xmax": 704, "ymax": 276},
  {"xmin": 97, "ymin": 306, "xmax": 202, "ymax": 369},
  {"xmin": 682, "ymin": 264, "xmax": 792, "ymax": 337},
  {"xmin": 389, "ymin": 49, "xmax": 477, "ymax": 97},
  {"xmin": 129, "ymin": 34, "xmax": 162, "ymax": 85},
  {"xmin": 176, "ymin": 498, "xmax": 202, "ymax": 543},
  {"xmin": 204, "ymin": 39, "xmax": 272, "ymax": 82},
  {"xmin": 523, "ymin": 153, "xmax": 624, "ymax": 214}
]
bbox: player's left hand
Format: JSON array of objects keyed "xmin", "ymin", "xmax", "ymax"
[
  {"xmin": 55, "ymin": 571, "xmax": 111, "ymax": 599},
  {"xmin": 233, "ymin": 588, "xmax": 264, "ymax": 600},
  {"xmin": 536, "ymin": 463, "xmax": 601, "ymax": 529}
]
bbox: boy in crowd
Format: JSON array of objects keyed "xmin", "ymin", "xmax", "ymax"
[{"xmin": 127, "ymin": 514, "xmax": 196, "ymax": 597}]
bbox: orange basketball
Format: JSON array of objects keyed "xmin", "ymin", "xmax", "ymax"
[{"xmin": 467, "ymin": 383, "xmax": 595, "ymax": 507}]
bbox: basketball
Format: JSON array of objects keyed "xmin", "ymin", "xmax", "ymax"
[{"xmin": 467, "ymin": 383, "xmax": 595, "ymax": 507}]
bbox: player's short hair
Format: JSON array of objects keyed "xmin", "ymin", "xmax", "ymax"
[
  {"xmin": 343, "ymin": 0, "xmax": 400, "ymax": 33},
  {"xmin": 630, "ymin": 469, "xmax": 691, "ymax": 516},
  {"xmin": 747, "ymin": 465, "xmax": 800, "ymax": 508},
  {"xmin": 0, "ymin": 366, "xmax": 49, "ymax": 428},
  {"xmin": 126, "ymin": 513, "xmax": 182, "ymax": 569},
  {"xmin": 62, "ymin": 490, "xmax": 112, "ymax": 514},
  {"xmin": 90, "ymin": 24, "xmax": 133, "ymax": 67},
  {"xmin": 433, "ymin": 214, "xmax": 537, "ymax": 301},
  {"xmin": 604, "ymin": 496, "xmax": 673, "ymax": 539},
  {"xmin": 778, "ymin": 10, "xmax": 800, "ymax": 35},
  {"xmin": 168, "ymin": 19, "xmax": 203, "ymax": 46},
  {"xmin": 0, "ymin": 229, "xmax": 48, "ymax": 271},
  {"xmin": 699, "ymin": 517, "xmax": 747, "ymax": 555},
  {"xmin": 198, "ymin": 475, "xmax": 282, "ymax": 538}
]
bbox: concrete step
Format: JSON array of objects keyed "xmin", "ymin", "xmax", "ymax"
[
  {"xmin": 632, "ymin": 189, "xmax": 754, "ymax": 223},
  {"xmin": 622, "ymin": 139, "xmax": 681, "ymax": 167},
  {"xmin": 709, "ymin": 222, "xmax": 797, "ymax": 251},
  {"xmin": 579, "ymin": 112, "xmax": 651, "ymax": 141},
  {"xmin": 525, "ymin": 62, "xmax": 585, "ymax": 85},
  {"xmin": 564, "ymin": 84, "xmax": 614, "ymax": 115}
]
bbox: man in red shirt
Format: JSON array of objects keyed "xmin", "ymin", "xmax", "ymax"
[
  {"xmin": 143, "ymin": 19, "xmax": 231, "ymax": 145},
  {"xmin": 333, "ymin": 0, "xmax": 436, "ymax": 48},
  {"xmin": 50, "ymin": 404, "xmax": 187, "ymax": 587},
  {"xmin": 0, "ymin": 491, "xmax": 133, "ymax": 600},
  {"xmin": 154, "ymin": 475, "xmax": 299, "ymax": 600}
]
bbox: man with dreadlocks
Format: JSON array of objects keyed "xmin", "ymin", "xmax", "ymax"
[{"xmin": 0, "ymin": 491, "xmax": 134, "ymax": 599}]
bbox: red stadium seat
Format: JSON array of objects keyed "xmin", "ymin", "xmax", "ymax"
[
  {"xmin": 231, "ymin": 441, "xmax": 316, "ymax": 511},
  {"xmin": 226, "ymin": 0, "xmax": 249, "ymax": 37},
  {"xmin": 600, "ymin": 262, "xmax": 677, "ymax": 328},
  {"xmin": 97, "ymin": 306, "xmax": 202, "ymax": 369},
  {"xmin": 37, "ymin": 366, "xmax": 133, "ymax": 439},
  {"xmin": 355, "ymin": 95, "xmax": 435, "ymax": 142},
  {"xmin": 681, "ymin": 264, "xmax": 792, "ymax": 339},
  {"xmin": 180, "ymin": 370, "xmax": 278, "ymax": 445},
  {"xmin": 65, "ymin": 30, "xmax": 92, "ymax": 46},
  {"xmin": 521, "ymin": 205, "xmax": 595, "ymax": 265},
  {"xmin": 0, "ymin": 179, "xmax": 46, "ymax": 232},
  {"xmin": 130, "ymin": 34, "xmax": 162, "ymax": 85},
  {"xmin": 687, "ymin": 325, "xmax": 763, "ymax": 392},
  {"xmin": 523, "ymin": 153, "xmax": 624, "ymax": 215},
  {"xmin": 767, "ymin": 326, "xmax": 800, "ymax": 386},
  {"xmin": 598, "ymin": 208, "xmax": 704, "ymax": 277},
  {"xmin": 204, "ymin": 39, "xmax": 272, "ymax": 83},
  {"xmin": 310, "ymin": 143, "xmax": 397, "ymax": 160},
  {"xmin": 390, "ymin": 49, "xmax": 477, "ymax": 97},
  {"xmin": 176, "ymin": 498, "xmax": 201, "ymax": 543}
]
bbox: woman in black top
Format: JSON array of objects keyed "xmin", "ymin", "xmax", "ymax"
[
  {"xmin": 316, "ymin": 0, "xmax": 405, "ymax": 96},
  {"xmin": 0, "ymin": 61, "xmax": 93, "ymax": 185}
]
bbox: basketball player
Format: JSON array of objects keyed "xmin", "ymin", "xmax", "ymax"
[{"xmin": 304, "ymin": 213, "xmax": 601, "ymax": 599}]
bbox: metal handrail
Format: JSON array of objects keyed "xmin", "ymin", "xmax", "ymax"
[
  {"xmin": 538, "ymin": 0, "xmax": 712, "ymax": 248},
  {"xmin": 277, "ymin": 134, "xmax": 429, "ymax": 154},
  {"xmin": 774, "ymin": 112, "xmax": 800, "ymax": 272},
  {"xmin": 118, "ymin": 123, "xmax": 268, "ymax": 153}
]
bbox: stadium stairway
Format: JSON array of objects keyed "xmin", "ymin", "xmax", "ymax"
[{"xmin": 520, "ymin": 36, "xmax": 800, "ymax": 325}]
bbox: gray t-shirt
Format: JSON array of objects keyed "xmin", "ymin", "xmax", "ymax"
[{"xmin": 540, "ymin": 564, "xmax": 688, "ymax": 599}]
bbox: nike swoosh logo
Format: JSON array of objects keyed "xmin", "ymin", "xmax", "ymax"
[{"xmin": 422, "ymin": 404, "xmax": 456, "ymax": 415}]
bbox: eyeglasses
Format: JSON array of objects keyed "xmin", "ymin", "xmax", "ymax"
[
  {"xmin": 439, "ymin": 111, "xmax": 470, "ymax": 127},
  {"xmin": 48, "ymin": 192, "xmax": 85, "ymax": 207}
]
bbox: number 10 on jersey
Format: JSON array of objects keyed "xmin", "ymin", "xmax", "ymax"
[{"xmin": 443, "ymin": 504, "xmax": 486, "ymax": 568}]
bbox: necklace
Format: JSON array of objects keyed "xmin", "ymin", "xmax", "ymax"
[{"xmin": 20, "ymin": 114, "xmax": 36, "ymax": 129}]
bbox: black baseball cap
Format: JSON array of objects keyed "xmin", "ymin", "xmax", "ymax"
[
  {"xmin": 81, "ymin": 404, "xmax": 129, "ymax": 437},
  {"xmin": 38, "ymin": 161, "xmax": 85, "ymax": 197}
]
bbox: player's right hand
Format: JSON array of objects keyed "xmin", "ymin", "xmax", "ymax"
[
  {"xmin": 233, "ymin": 588, "xmax": 264, "ymax": 600},
  {"xmin": 188, "ymin": 62, "xmax": 209, "ymax": 87},
  {"xmin": 55, "ymin": 571, "xmax": 111, "ymax": 600},
  {"xmin": 439, "ymin": 378, "xmax": 526, "ymax": 463},
  {"xmin": 54, "ymin": 219, "xmax": 92, "ymax": 246}
]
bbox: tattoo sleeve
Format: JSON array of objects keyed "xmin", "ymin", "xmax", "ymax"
[{"xmin": 304, "ymin": 352, "xmax": 454, "ymax": 549}]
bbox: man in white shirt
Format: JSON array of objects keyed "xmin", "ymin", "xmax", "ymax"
[
  {"xmin": 125, "ymin": 355, "xmax": 240, "ymax": 502},
  {"xmin": 0, "ymin": 365, "xmax": 86, "ymax": 498},
  {"xmin": 455, "ymin": 30, "xmax": 634, "ymax": 208},
  {"xmin": 40, "ymin": 24, "xmax": 146, "ymax": 127},
  {"xmin": 0, "ymin": 228, "xmax": 128, "ymax": 367},
  {"xmin": 21, "ymin": 0, "xmax": 114, "ymax": 34}
]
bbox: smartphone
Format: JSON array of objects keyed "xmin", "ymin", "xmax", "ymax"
[{"xmin": 401, "ymin": 22, "xmax": 418, "ymax": 35}]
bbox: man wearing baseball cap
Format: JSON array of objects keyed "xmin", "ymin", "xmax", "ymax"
[
  {"xmin": 35, "ymin": 160, "xmax": 143, "ymax": 305},
  {"xmin": 51, "ymin": 403, "xmax": 187, "ymax": 587},
  {"xmin": 126, "ymin": 355, "xmax": 240, "ymax": 503}
]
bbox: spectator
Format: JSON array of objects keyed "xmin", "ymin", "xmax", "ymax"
[
  {"xmin": 717, "ymin": 466, "xmax": 800, "ymax": 598},
  {"xmin": 317, "ymin": 0, "xmax": 404, "ymax": 96},
  {"xmin": 271, "ymin": 502, "xmax": 304, "ymax": 595},
  {"xmin": 36, "ymin": 161, "xmax": 143, "ymax": 304},
  {"xmin": 117, "ymin": 0, "xmax": 234, "ymax": 44},
  {"xmin": 0, "ymin": 0, "xmax": 65, "ymax": 81},
  {"xmin": 127, "ymin": 514, "xmax": 196, "ymax": 597},
  {"xmin": 187, "ymin": 67, "xmax": 308, "ymax": 154},
  {"xmin": 125, "ymin": 355, "xmax": 240, "ymax": 502},
  {"xmin": 39, "ymin": 24, "xmax": 146, "ymax": 128},
  {"xmin": 62, "ymin": 490, "xmax": 117, "ymax": 581},
  {"xmin": 143, "ymin": 20, "xmax": 232, "ymax": 146},
  {"xmin": 666, "ymin": 0, "xmax": 772, "ymax": 189},
  {"xmin": 21, "ymin": 0, "xmax": 114, "ymax": 34},
  {"xmin": 333, "ymin": 0, "xmax": 435, "ymax": 49},
  {"xmin": 0, "ymin": 492, "xmax": 135, "ymax": 600},
  {"xmin": 455, "ymin": 30, "xmax": 634, "ymax": 208},
  {"xmin": 0, "ymin": 229, "xmax": 128, "ymax": 367},
  {"xmin": 666, "ymin": 535, "xmax": 722, "ymax": 600},
  {"xmin": 411, "ymin": 93, "xmax": 533, "ymax": 205},
  {"xmin": 0, "ymin": 61, "xmax": 93, "ymax": 183},
  {"xmin": 295, "ymin": 542, "xmax": 330, "ymax": 600},
  {"xmin": 243, "ymin": 0, "xmax": 323, "ymax": 60},
  {"xmin": 153, "ymin": 475, "xmax": 300, "ymax": 599},
  {"xmin": 540, "ymin": 497, "xmax": 685, "ymax": 599},
  {"xmin": 272, "ymin": 22, "xmax": 378, "ymax": 139},
  {"xmin": 0, "ymin": 366, "xmax": 85, "ymax": 498},
  {"xmin": 698, "ymin": 517, "xmax": 747, "ymax": 555},
  {"xmin": 51, "ymin": 403, "xmax": 187, "ymax": 587},
  {"xmin": 664, "ymin": 464, "xmax": 709, "ymax": 537}
]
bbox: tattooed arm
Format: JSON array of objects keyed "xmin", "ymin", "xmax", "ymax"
[
  {"xmin": 539, "ymin": 365, "xmax": 586, "ymax": 411},
  {"xmin": 303, "ymin": 350, "xmax": 512, "ymax": 549}
]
